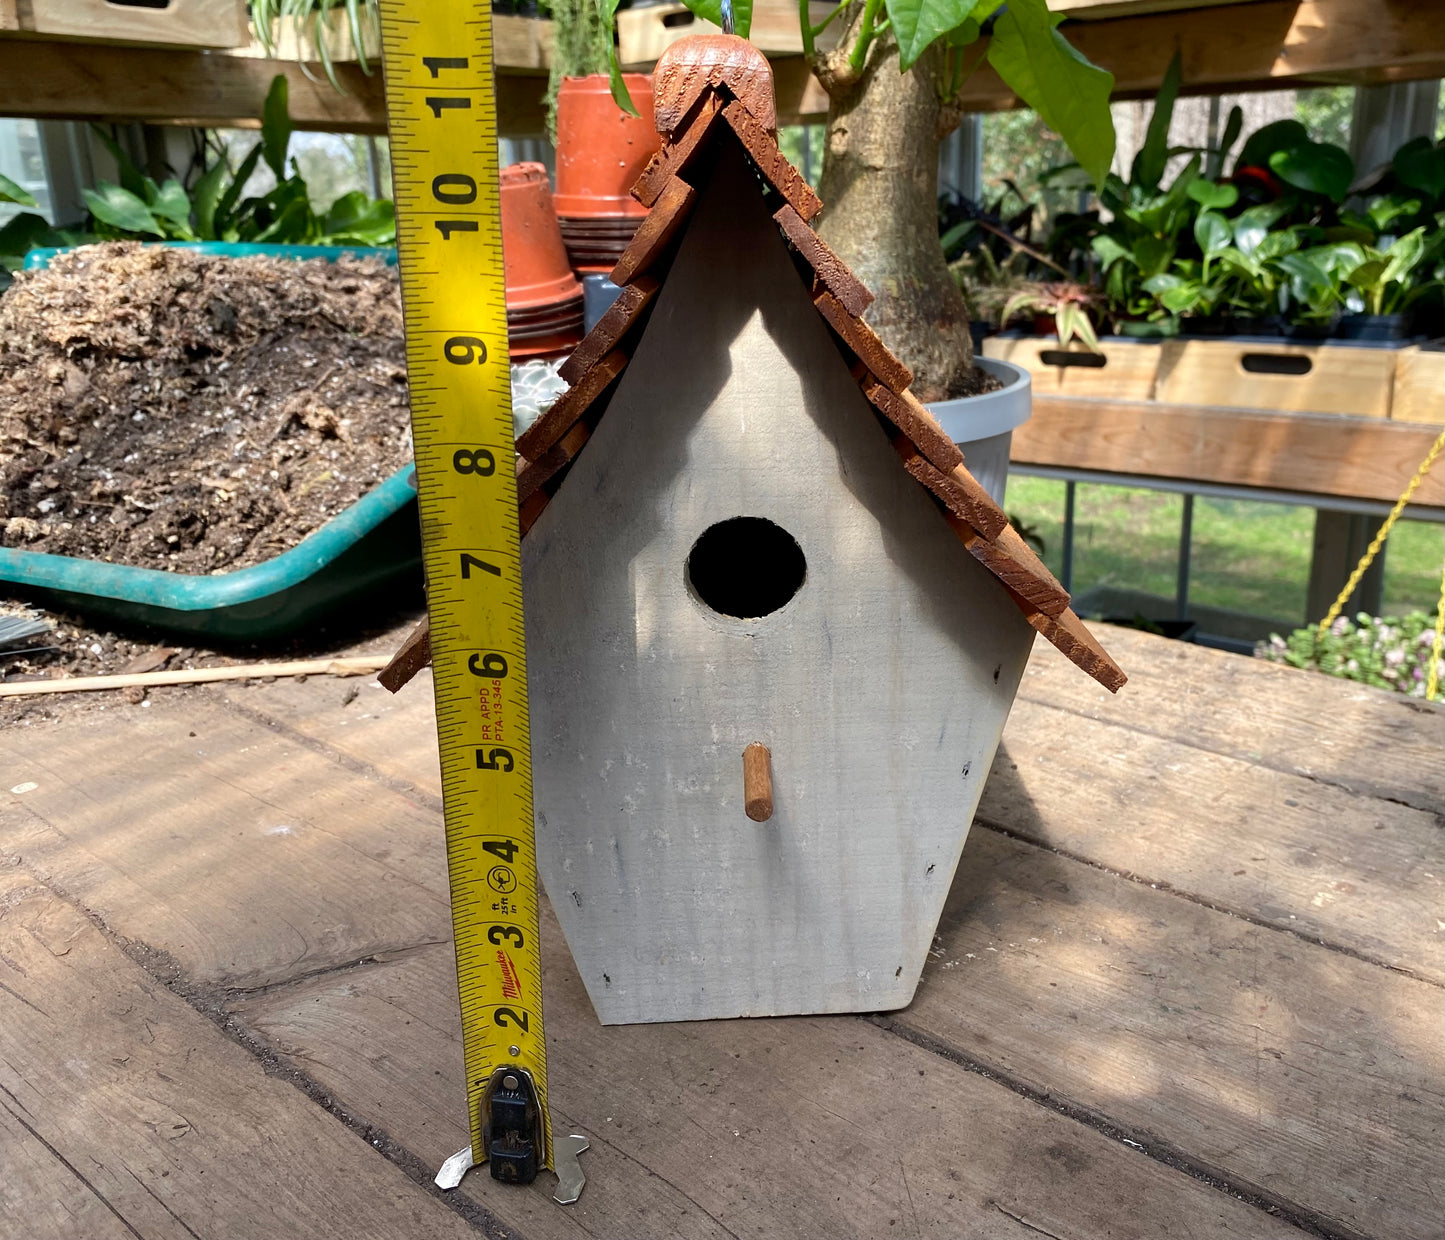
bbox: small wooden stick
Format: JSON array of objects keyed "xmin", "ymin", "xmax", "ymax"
[
  {"xmin": 743, "ymin": 742, "xmax": 773, "ymax": 822},
  {"xmin": 0, "ymin": 656, "xmax": 388, "ymax": 698}
]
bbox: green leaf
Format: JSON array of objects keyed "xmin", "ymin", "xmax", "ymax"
[
  {"xmin": 987, "ymin": 0, "xmax": 1115, "ymax": 190},
  {"xmin": 1206, "ymin": 104, "xmax": 1243, "ymax": 180},
  {"xmin": 320, "ymin": 191, "xmax": 396, "ymax": 245},
  {"xmin": 214, "ymin": 142, "xmax": 264, "ymax": 233},
  {"xmin": 83, "ymin": 184, "xmax": 164, "ymax": 236},
  {"xmin": 0, "ymin": 211, "xmax": 58, "ymax": 258},
  {"xmin": 1131, "ymin": 49, "xmax": 1180, "ymax": 193},
  {"xmin": 1234, "ymin": 118, "xmax": 1308, "ymax": 173},
  {"xmin": 885, "ymin": 0, "xmax": 984, "ymax": 72},
  {"xmin": 677, "ymin": 0, "xmax": 753, "ymax": 39},
  {"xmin": 191, "ymin": 158, "xmax": 230, "ymax": 240},
  {"xmin": 261, "ymin": 74, "xmax": 293, "ymax": 182},
  {"xmin": 1186, "ymin": 179, "xmax": 1237, "ymax": 210},
  {"xmin": 594, "ymin": 0, "xmax": 639, "ymax": 116},
  {"xmin": 1254, "ymin": 227, "xmax": 1300, "ymax": 262},
  {"xmin": 0, "ymin": 172, "xmax": 37, "ymax": 208},
  {"xmin": 1269, "ymin": 141, "xmax": 1353, "ymax": 202},
  {"xmin": 1194, "ymin": 209, "xmax": 1231, "ymax": 256},
  {"xmin": 1232, "ymin": 201, "xmax": 1288, "ymax": 257},
  {"xmin": 1380, "ymin": 226, "xmax": 1426, "ymax": 286},
  {"xmin": 151, "ymin": 178, "xmax": 194, "ymax": 231},
  {"xmin": 1392, "ymin": 136, "xmax": 1445, "ymax": 201},
  {"xmin": 1091, "ymin": 234, "xmax": 1131, "ymax": 270}
]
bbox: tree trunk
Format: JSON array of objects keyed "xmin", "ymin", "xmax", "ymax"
[{"xmin": 813, "ymin": 13, "xmax": 973, "ymax": 402}]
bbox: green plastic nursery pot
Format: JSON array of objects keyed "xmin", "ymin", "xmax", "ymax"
[
  {"xmin": 3, "ymin": 242, "xmax": 421, "ymax": 640},
  {"xmin": 0, "ymin": 468, "xmax": 422, "ymax": 641}
]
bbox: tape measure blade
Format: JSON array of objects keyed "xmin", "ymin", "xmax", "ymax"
[{"xmin": 378, "ymin": 0, "xmax": 552, "ymax": 1171}]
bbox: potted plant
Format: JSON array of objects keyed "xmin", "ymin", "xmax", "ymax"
[
  {"xmin": 649, "ymin": 0, "xmax": 1115, "ymax": 406},
  {"xmin": 548, "ymin": 0, "xmax": 661, "ymax": 281}
]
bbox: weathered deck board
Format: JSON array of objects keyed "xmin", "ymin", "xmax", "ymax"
[
  {"xmin": 0, "ymin": 701, "xmax": 452, "ymax": 988},
  {"xmin": 899, "ymin": 828, "xmax": 1445, "ymax": 1240},
  {"xmin": 226, "ymin": 671, "xmax": 444, "ymax": 801},
  {"xmin": 1021, "ymin": 626, "xmax": 1444, "ymax": 815},
  {"xmin": 0, "ymin": 867, "xmax": 479, "ymax": 1240},
  {"xmin": 235, "ymin": 921, "xmax": 1308, "ymax": 1240},
  {"xmin": 228, "ymin": 654, "xmax": 1445, "ymax": 982},
  {"xmin": 981, "ymin": 696, "xmax": 1445, "ymax": 980}
]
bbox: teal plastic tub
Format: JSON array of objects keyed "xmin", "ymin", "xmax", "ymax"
[
  {"xmin": 23, "ymin": 242, "xmax": 398, "ymax": 270},
  {"xmin": 2, "ymin": 242, "xmax": 420, "ymax": 640}
]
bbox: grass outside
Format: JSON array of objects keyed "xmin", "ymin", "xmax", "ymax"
[{"xmin": 1006, "ymin": 476, "xmax": 1445, "ymax": 628}]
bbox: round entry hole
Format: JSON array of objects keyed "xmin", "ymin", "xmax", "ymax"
[{"xmin": 686, "ymin": 517, "xmax": 806, "ymax": 618}]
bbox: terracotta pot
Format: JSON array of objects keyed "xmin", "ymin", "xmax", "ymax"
[
  {"xmin": 499, "ymin": 162, "xmax": 582, "ymax": 311},
  {"xmin": 554, "ymin": 74, "xmax": 660, "ymax": 219}
]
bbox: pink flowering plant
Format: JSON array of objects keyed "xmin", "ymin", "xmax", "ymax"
[{"xmin": 1257, "ymin": 611, "xmax": 1444, "ymax": 700}]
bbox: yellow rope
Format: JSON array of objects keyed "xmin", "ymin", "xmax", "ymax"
[
  {"xmin": 1318, "ymin": 431, "xmax": 1445, "ymax": 637},
  {"xmin": 1427, "ymin": 565, "xmax": 1445, "ymax": 703}
]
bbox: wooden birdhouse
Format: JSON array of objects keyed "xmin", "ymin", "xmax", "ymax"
[{"xmin": 388, "ymin": 35, "xmax": 1125, "ymax": 1026}]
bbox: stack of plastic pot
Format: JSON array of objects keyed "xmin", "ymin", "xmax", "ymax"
[
  {"xmin": 553, "ymin": 75, "xmax": 661, "ymax": 274},
  {"xmin": 500, "ymin": 162, "xmax": 585, "ymax": 361}
]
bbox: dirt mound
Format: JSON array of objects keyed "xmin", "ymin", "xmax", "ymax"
[{"xmin": 0, "ymin": 243, "xmax": 411, "ymax": 573}]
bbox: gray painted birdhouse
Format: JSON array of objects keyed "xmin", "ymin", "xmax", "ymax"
[{"xmin": 509, "ymin": 38, "xmax": 1124, "ymax": 1025}]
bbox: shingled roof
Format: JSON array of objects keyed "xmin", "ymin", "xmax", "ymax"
[{"xmin": 384, "ymin": 34, "xmax": 1125, "ymax": 696}]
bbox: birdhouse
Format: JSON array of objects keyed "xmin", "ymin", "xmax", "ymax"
[{"xmin": 386, "ymin": 35, "xmax": 1125, "ymax": 1026}]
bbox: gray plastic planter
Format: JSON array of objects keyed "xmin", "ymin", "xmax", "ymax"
[{"xmin": 925, "ymin": 356, "xmax": 1032, "ymax": 505}]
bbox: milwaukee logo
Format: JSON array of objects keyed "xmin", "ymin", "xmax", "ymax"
[{"xmin": 497, "ymin": 949, "xmax": 522, "ymax": 1000}]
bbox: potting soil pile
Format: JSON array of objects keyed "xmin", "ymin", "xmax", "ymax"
[{"xmin": 0, "ymin": 243, "xmax": 410, "ymax": 573}]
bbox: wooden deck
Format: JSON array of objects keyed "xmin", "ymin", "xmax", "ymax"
[{"xmin": 1, "ymin": 624, "xmax": 1441, "ymax": 1240}]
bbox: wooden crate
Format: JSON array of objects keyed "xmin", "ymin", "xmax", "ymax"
[
  {"xmin": 1, "ymin": 0, "xmax": 246, "ymax": 48},
  {"xmin": 1390, "ymin": 343, "xmax": 1444, "ymax": 426},
  {"xmin": 1155, "ymin": 339, "xmax": 1395, "ymax": 419},
  {"xmin": 618, "ymin": 0, "xmax": 838, "ymax": 68},
  {"xmin": 982, "ymin": 335, "xmax": 1161, "ymax": 401}
]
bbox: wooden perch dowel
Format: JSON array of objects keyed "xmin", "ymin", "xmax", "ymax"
[{"xmin": 743, "ymin": 742, "xmax": 773, "ymax": 822}]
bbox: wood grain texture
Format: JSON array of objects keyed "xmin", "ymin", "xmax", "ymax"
[
  {"xmin": 378, "ymin": 616, "xmax": 432, "ymax": 693},
  {"xmin": 814, "ymin": 289, "xmax": 912, "ymax": 392},
  {"xmin": 946, "ymin": 514, "xmax": 1071, "ymax": 618},
  {"xmin": 234, "ymin": 928, "xmax": 1310, "ymax": 1240},
  {"xmin": 1155, "ymin": 338, "xmax": 1396, "ymax": 418},
  {"xmin": 609, "ymin": 174, "xmax": 696, "ymax": 286},
  {"xmin": 859, "ymin": 368, "xmax": 964, "ymax": 471},
  {"xmin": 515, "ymin": 347, "xmax": 628, "ymax": 461},
  {"xmin": 742, "ymin": 742, "xmax": 773, "ymax": 821},
  {"xmin": 631, "ymin": 89, "xmax": 726, "ymax": 207},
  {"xmin": 720, "ymin": 99, "xmax": 822, "ymax": 221},
  {"xmin": 983, "ymin": 692, "xmax": 1445, "ymax": 982},
  {"xmin": 896, "ymin": 828, "xmax": 1445, "ymax": 1240},
  {"xmin": 523, "ymin": 138, "xmax": 1036, "ymax": 1022},
  {"xmin": 1022, "ymin": 604, "xmax": 1128, "ymax": 692},
  {"xmin": 517, "ymin": 415, "xmax": 593, "ymax": 500},
  {"xmin": 0, "ymin": 867, "xmax": 480, "ymax": 1240},
  {"xmin": 982, "ymin": 335, "xmax": 1161, "ymax": 401},
  {"xmin": 226, "ymin": 666, "xmax": 444, "ymax": 802},
  {"xmin": 652, "ymin": 33, "xmax": 776, "ymax": 135},
  {"xmin": 893, "ymin": 437, "xmax": 1009, "ymax": 541},
  {"xmin": 0, "ymin": 700, "xmax": 451, "ymax": 988},
  {"xmin": 20, "ymin": 0, "xmax": 247, "ymax": 47},
  {"xmin": 1012, "ymin": 395, "xmax": 1445, "ymax": 508},
  {"xmin": 774, "ymin": 203, "xmax": 874, "ymax": 317},
  {"xmin": 558, "ymin": 277, "xmax": 660, "ymax": 386},
  {"xmin": 1017, "ymin": 622, "xmax": 1445, "ymax": 818},
  {"xmin": 1391, "ymin": 344, "xmax": 1444, "ymax": 426}
]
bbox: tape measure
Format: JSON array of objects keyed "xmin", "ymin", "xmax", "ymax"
[{"xmin": 378, "ymin": 0, "xmax": 565, "ymax": 1195}]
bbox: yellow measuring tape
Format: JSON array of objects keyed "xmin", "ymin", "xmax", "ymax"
[{"xmin": 379, "ymin": 0, "xmax": 559, "ymax": 1192}]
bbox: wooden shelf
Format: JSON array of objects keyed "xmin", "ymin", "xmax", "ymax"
[
  {"xmin": 0, "ymin": 0, "xmax": 1440, "ymax": 134},
  {"xmin": 1012, "ymin": 395, "xmax": 1445, "ymax": 509}
]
